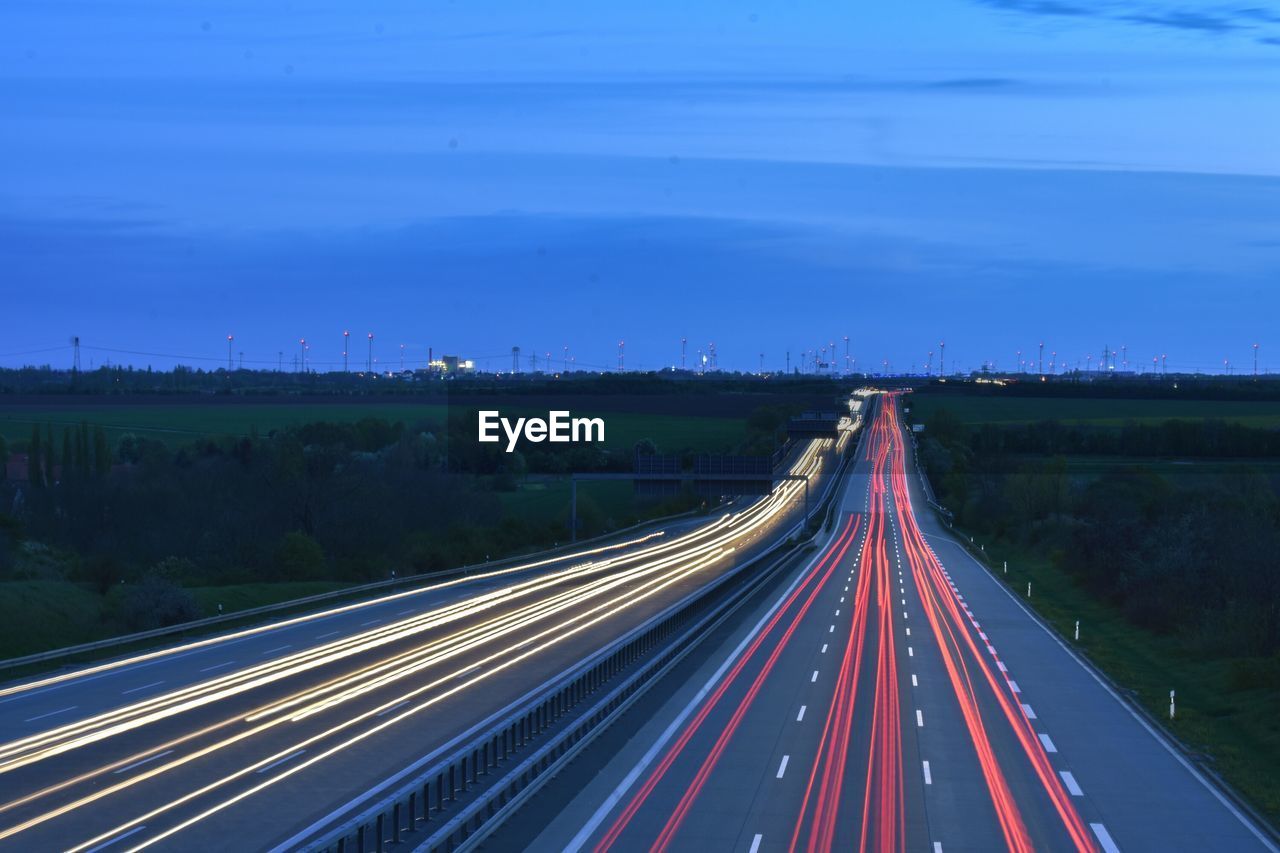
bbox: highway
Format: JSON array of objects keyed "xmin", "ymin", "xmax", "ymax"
[
  {"xmin": 530, "ymin": 393, "xmax": 1278, "ymax": 853},
  {"xmin": 0, "ymin": 430, "xmax": 852, "ymax": 852}
]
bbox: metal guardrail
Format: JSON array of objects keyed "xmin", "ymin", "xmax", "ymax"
[
  {"xmin": 295, "ymin": 419, "xmax": 865, "ymax": 853},
  {"xmin": 0, "ymin": 505, "xmax": 705, "ymax": 674}
]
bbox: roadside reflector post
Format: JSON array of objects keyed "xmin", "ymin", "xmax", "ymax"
[
  {"xmin": 1027, "ymin": 582, "xmax": 1031, "ymax": 598},
  {"xmin": 1074, "ymin": 620, "xmax": 1080, "ymax": 641},
  {"xmin": 1170, "ymin": 690, "xmax": 1176, "ymax": 720},
  {"xmin": 1003, "ymin": 560, "xmax": 1007, "ymax": 574}
]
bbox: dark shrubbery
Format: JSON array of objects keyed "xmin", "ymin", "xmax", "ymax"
[{"xmin": 919, "ymin": 408, "xmax": 1280, "ymax": 656}]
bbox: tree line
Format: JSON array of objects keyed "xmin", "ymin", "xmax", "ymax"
[{"xmin": 917, "ymin": 408, "xmax": 1280, "ymax": 657}]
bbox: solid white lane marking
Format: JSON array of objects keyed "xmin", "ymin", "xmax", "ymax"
[
  {"xmin": 1090, "ymin": 823, "xmax": 1121, "ymax": 853},
  {"xmin": 121, "ymin": 680, "xmax": 164, "ymax": 696},
  {"xmin": 25, "ymin": 705, "xmax": 77, "ymax": 723},
  {"xmin": 256, "ymin": 749, "xmax": 306, "ymax": 774},
  {"xmin": 1039, "ymin": 733, "xmax": 1058, "ymax": 753},
  {"xmin": 113, "ymin": 749, "xmax": 174, "ymax": 775},
  {"xmin": 912, "ymin": 674, "xmax": 918, "ymax": 687},
  {"xmin": 1061, "ymin": 770, "xmax": 1083, "ymax": 796},
  {"xmin": 564, "ymin": 537, "xmax": 825, "ymax": 853},
  {"xmin": 749, "ymin": 834, "xmax": 763, "ymax": 853},
  {"xmin": 922, "ymin": 760, "xmax": 932, "ymax": 784},
  {"xmin": 199, "ymin": 660, "xmax": 236, "ymax": 673},
  {"xmin": 84, "ymin": 825, "xmax": 147, "ymax": 853},
  {"xmin": 926, "ymin": 531, "xmax": 1279, "ymax": 851},
  {"xmin": 916, "ymin": 709, "xmax": 924, "ymax": 727},
  {"xmin": 776, "ymin": 755, "xmax": 790, "ymax": 778},
  {"xmin": 1021, "ymin": 703, "xmax": 1037, "ymax": 719},
  {"xmin": 797, "ymin": 705, "xmax": 806, "ymax": 722},
  {"xmin": 316, "ymin": 630, "xmax": 341, "ymax": 639},
  {"xmin": 811, "ymin": 670, "xmax": 819, "ymax": 682}
]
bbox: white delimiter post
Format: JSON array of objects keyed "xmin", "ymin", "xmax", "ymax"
[
  {"xmin": 1074, "ymin": 620, "xmax": 1080, "ymax": 641},
  {"xmin": 1169, "ymin": 690, "xmax": 1176, "ymax": 720}
]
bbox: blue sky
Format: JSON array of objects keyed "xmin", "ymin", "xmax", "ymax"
[{"xmin": 2, "ymin": 0, "xmax": 1278, "ymax": 373}]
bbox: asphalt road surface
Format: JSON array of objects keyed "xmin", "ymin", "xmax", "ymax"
[
  {"xmin": 530, "ymin": 394, "xmax": 1277, "ymax": 853},
  {"xmin": 0, "ymin": 434, "xmax": 850, "ymax": 852}
]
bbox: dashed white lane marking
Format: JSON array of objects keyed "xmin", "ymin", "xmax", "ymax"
[
  {"xmin": 84, "ymin": 825, "xmax": 147, "ymax": 853},
  {"xmin": 979, "ymin": 632, "xmax": 988, "ymax": 640},
  {"xmin": 121, "ymin": 680, "xmax": 164, "ymax": 695},
  {"xmin": 829, "ymin": 625, "xmax": 835, "ymax": 633},
  {"xmin": 835, "ymin": 609, "xmax": 840, "ymax": 616},
  {"xmin": 905, "ymin": 627, "xmax": 911, "ymax": 636},
  {"xmin": 986, "ymin": 644, "xmax": 997, "ymax": 655},
  {"xmin": 811, "ymin": 671, "xmax": 819, "ymax": 682},
  {"xmin": 911, "ymin": 674, "xmax": 918, "ymax": 687},
  {"xmin": 922, "ymin": 760, "xmax": 933, "ymax": 785},
  {"xmin": 1008, "ymin": 680, "xmax": 1021, "ymax": 694},
  {"xmin": 933, "ymin": 844, "xmax": 943, "ymax": 853},
  {"xmin": 256, "ymin": 748, "xmax": 306, "ymax": 774},
  {"xmin": 1038, "ymin": 733, "xmax": 1058, "ymax": 753},
  {"xmin": 1090, "ymin": 823, "xmax": 1121, "ymax": 853},
  {"xmin": 908, "ymin": 647, "xmax": 914, "ymax": 657},
  {"xmin": 1021, "ymin": 703, "xmax": 1037, "ymax": 719},
  {"xmin": 997, "ymin": 662, "xmax": 1008, "ymax": 673},
  {"xmin": 262, "ymin": 644, "xmax": 292, "ymax": 656},
  {"xmin": 821, "ymin": 644, "xmax": 828, "ymax": 653},
  {"xmin": 748, "ymin": 834, "xmax": 763, "ymax": 853},
  {"xmin": 797, "ymin": 705, "xmax": 806, "ymax": 722},
  {"xmin": 840, "ymin": 596, "xmax": 845, "ymax": 603},
  {"xmin": 916, "ymin": 709, "xmax": 924, "ymax": 727},
  {"xmin": 776, "ymin": 755, "xmax": 790, "ymax": 778},
  {"xmin": 360, "ymin": 619, "xmax": 382, "ymax": 627},
  {"xmin": 903, "ymin": 611, "xmax": 908, "ymax": 619},
  {"xmin": 199, "ymin": 660, "xmax": 236, "ymax": 673},
  {"xmin": 113, "ymin": 749, "xmax": 174, "ymax": 775},
  {"xmin": 1060, "ymin": 770, "xmax": 1084, "ymax": 796},
  {"xmin": 316, "ymin": 630, "xmax": 341, "ymax": 639},
  {"xmin": 397, "ymin": 608, "xmax": 415, "ymax": 615}
]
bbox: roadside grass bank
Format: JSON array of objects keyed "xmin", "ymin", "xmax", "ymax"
[{"xmin": 942, "ymin": 529, "xmax": 1280, "ymax": 826}]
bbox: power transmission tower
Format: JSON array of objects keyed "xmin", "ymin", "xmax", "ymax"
[
  {"xmin": 71, "ymin": 336, "xmax": 81, "ymax": 372},
  {"xmin": 512, "ymin": 346, "xmax": 520, "ymax": 374}
]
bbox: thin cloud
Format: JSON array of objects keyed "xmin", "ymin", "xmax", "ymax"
[{"xmin": 977, "ymin": 0, "xmax": 1280, "ymax": 40}]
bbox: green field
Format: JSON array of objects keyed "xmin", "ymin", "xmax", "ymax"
[
  {"xmin": 0, "ymin": 404, "xmax": 745, "ymax": 452},
  {"xmin": 909, "ymin": 393, "xmax": 1280, "ymax": 428}
]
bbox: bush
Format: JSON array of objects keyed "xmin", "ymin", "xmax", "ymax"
[
  {"xmin": 119, "ymin": 575, "xmax": 199, "ymax": 631},
  {"xmin": 272, "ymin": 531, "xmax": 326, "ymax": 581}
]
